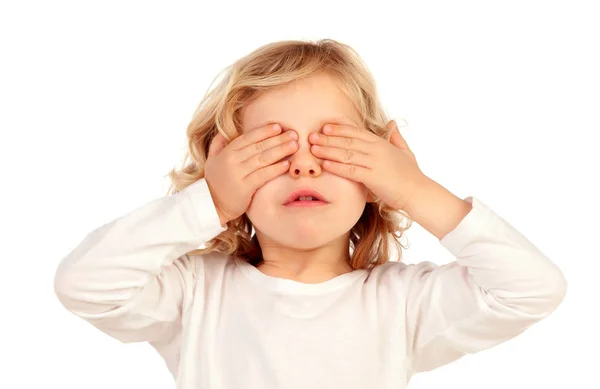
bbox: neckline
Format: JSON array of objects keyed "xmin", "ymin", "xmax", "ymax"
[{"xmin": 234, "ymin": 258, "xmax": 368, "ymax": 295}]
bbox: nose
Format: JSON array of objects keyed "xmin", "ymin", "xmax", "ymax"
[{"xmin": 286, "ymin": 132, "xmax": 323, "ymax": 178}]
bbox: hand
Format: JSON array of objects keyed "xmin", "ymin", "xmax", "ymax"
[
  {"xmin": 308, "ymin": 120, "xmax": 426, "ymax": 211},
  {"xmin": 205, "ymin": 123, "xmax": 298, "ymax": 225}
]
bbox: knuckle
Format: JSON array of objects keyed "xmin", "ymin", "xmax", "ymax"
[
  {"xmin": 257, "ymin": 152, "xmax": 267, "ymax": 165},
  {"xmin": 344, "ymin": 149, "xmax": 353, "ymax": 163},
  {"xmin": 254, "ymin": 140, "xmax": 264, "ymax": 153},
  {"xmin": 241, "ymin": 132, "xmax": 252, "ymax": 144},
  {"xmin": 253, "ymin": 167, "xmax": 264, "ymax": 180},
  {"xmin": 349, "ymin": 164, "xmax": 357, "ymax": 176}
]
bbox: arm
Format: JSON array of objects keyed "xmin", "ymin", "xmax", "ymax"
[
  {"xmin": 53, "ymin": 178, "xmax": 227, "ymax": 343},
  {"xmin": 402, "ymin": 176, "xmax": 567, "ymax": 374},
  {"xmin": 403, "ymin": 175, "xmax": 473, "ymax": 241}
]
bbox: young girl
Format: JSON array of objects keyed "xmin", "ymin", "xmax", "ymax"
[{"xmin": 54, "ymin": 39, "xmax": 567, "ymax": 388}]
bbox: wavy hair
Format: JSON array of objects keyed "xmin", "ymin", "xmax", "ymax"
[{"xmin": 165, "ymin": 38, "xmax": 413, "ymax": 270}]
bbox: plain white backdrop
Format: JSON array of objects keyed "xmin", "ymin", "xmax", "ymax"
[{"xmin": 1, "ymin": 0, "xmax": 598, "ymax": 388}]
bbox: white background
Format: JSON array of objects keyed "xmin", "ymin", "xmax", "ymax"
[{"xmin": 1, "ymin": 0, "xmax": 598, "ymax": 388}]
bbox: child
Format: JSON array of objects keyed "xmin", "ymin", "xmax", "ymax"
[{"xmin": 54, "ymin": 39, "xmax": 567, "ymax": 388}]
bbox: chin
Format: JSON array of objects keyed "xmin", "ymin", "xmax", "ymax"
[{"xmin": 253, "ymin": 224, "xmax": 350, "ymax": 251}]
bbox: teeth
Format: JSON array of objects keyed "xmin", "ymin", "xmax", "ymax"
[{"xmin": 297, "ymin": 196, "xmax": 317, "ymax": 201}]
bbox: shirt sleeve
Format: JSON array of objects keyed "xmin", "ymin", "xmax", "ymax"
[
  {"xmin": 53, "ymin": 178, "xmax": 227, "ymax": 344},
  {"xmin": 404, "ymin": 196, "xmax": 567, "ymax": 374}
]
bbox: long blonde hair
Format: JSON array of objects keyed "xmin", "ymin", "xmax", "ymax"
[{"xmin": 165, "ymin": 38, "xmax": 413, "ymax": 270}]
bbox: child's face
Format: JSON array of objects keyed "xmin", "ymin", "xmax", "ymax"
[{"xmin": 240, "ymin": 72, "xmax": 370, "ymax": 250}]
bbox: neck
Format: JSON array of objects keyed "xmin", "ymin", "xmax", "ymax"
[
  {"xmin": 256, "ymin": 259, "xmax": 354, "ymax": 284},
  {"xmin": 256, "ymin": 230, "xmax": 354, "ymax": 284},
  {"xmin": 254, "ymin": 233, "xmax": 354, "ymax": 284}
]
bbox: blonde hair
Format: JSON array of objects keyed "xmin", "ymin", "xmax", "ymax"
[{"xmin": 165, "ymin": 38, "xmax": 413, "ymax": 270}]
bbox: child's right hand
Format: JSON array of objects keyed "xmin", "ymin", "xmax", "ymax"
[{"xmin": 204, "ymin": 123, "xmax": 298, "ymax": 226}]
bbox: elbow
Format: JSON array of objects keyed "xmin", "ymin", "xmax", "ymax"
[
  {"xmin": 54, "ymin": 270, "xmax": 123, "ymax": 318},
  {"xmin": 545, "ymin": 264, "xmax": 568, "ymax": 310},
  {"xmin": 520, "ymin": 260, "xmax": 568, "ymax": 317},
  {"xmin": 518, "ymin": 254, "xmax": 568, "ymax": 315},
  {"xmin": 53, "ymin": 258, "xmax": 96, "ymax": 315},
  {"xmin": 535, "ymin": 253, "xmax": 568, "ymax": 311},
  {"xmin": 53, "ymin": 266, "xmax": 78, "ymax": 311},
  {"xmin": 493, "ymin": 258, "xmax": 568, "ymax": 319},
  {"xmin": 53, "ymin": 248, "xmax": 85, "ymax": 309}
]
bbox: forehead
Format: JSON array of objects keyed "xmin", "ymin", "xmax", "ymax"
[{"xmin": 240, "ymin": 74, "xmax": 361, "ymax": 132}]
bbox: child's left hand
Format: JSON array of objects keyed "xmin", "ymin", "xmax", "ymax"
[{"xmin": 309, "ymin": 120, "xmax": 426, "ymax": 211}]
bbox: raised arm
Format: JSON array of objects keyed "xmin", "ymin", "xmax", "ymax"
[
  {"xmin": 402, "ymin": 178, "xmax": 567, "ymax": 374},
  {"xmin": 53, "ymin": 178, "xmax": 226, "ymax": 343}
]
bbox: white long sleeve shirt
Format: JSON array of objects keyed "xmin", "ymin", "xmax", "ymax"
[{"xmin": 54, "ymin": 178, "xmax": 567, "ymax": 389}]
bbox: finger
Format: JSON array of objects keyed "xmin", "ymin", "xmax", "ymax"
[
  {"xmin": 243, "ymin": 139, "xmax": 298, "ymax": 177},
  {"xmin": 310, "ymin": 145, "xmax": 372, "ymax": 168},
  {"xmin": 321, "ymin": 160, "xmax": 370, "ymax": 183},
  {"xmin": 390, "ymin": 130, "xmax": 409, "ymax": 150},
  {"xmin": 238, "ymin": 130, "xmax": 297, "ymax": 162},
  {"xmin": 309, "ymin": 132, "xmax": 372, "ymax": 153},
  {"xmin": 246, "ymin": 160, "xmax": 290, "ymax": 189},
  {"xmin": 229, "ymin": 123, "xmax": 282, "ymax": 151},
  {"xmin": 322, "ymin": 124, "xmax": 379, "ymax": 143},
  {"xmin": 389, "ymin": 121, "xmax": 410, "ymax": 149},
  {"xmin": 208, "ymin": 131, "xmax": 228, "ymax": 157}
]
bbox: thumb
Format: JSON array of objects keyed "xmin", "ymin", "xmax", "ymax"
[
  {"xmin": 208, "ymin": 131, "xmax": 228, "ymax": 157},
  {"xmin": 388, "ymin": 120, "xmax": 409, "ymax": 149}
]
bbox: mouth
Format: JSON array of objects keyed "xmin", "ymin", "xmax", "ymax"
[
  {"xmin": 284, "ymin": 199, "xmax": 328, "ymax": 208},
  {"xmin": 283, "ymin": 188, "xmax": 329, "ymax": 206}
]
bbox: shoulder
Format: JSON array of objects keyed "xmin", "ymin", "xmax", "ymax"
[{"xmin": 186, "ymin": 250, "xmax": 235, "ymax": 274}]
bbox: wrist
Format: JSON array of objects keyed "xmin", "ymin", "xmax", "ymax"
[
  {"xmin": 403, "ymin": 176, "xmax": 473, "ymax": 240},
  {"xmin": 402, "ymin": 173, "xmax": 431, "ymax": 212},
  {"xmin": 205, "ymin": 179, "xmax": 228, "ymax": 227}
]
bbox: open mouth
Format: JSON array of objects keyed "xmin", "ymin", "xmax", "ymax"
[
  {"xmin": 295, "ymin": 196, "xmax": 320, "ymax": 202},
  {"xmin": 284, "ymin": 197, "xmax": 328, "ymax": 207},
  {"xmin": 283, "ymin": 188, "xmax": 329, "ymax": 205}
]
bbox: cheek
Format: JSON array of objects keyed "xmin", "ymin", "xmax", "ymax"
[
  {"xmin": 357, "ymin": 182, "xmax": 369, "ymax": 198},
  {"xmin": 245, "ymin": 180, "xmax": 279, "ymax": 218},
  {"xmin": 336, "ymin": 177, "xmax": 369, "ymax": 200}
]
